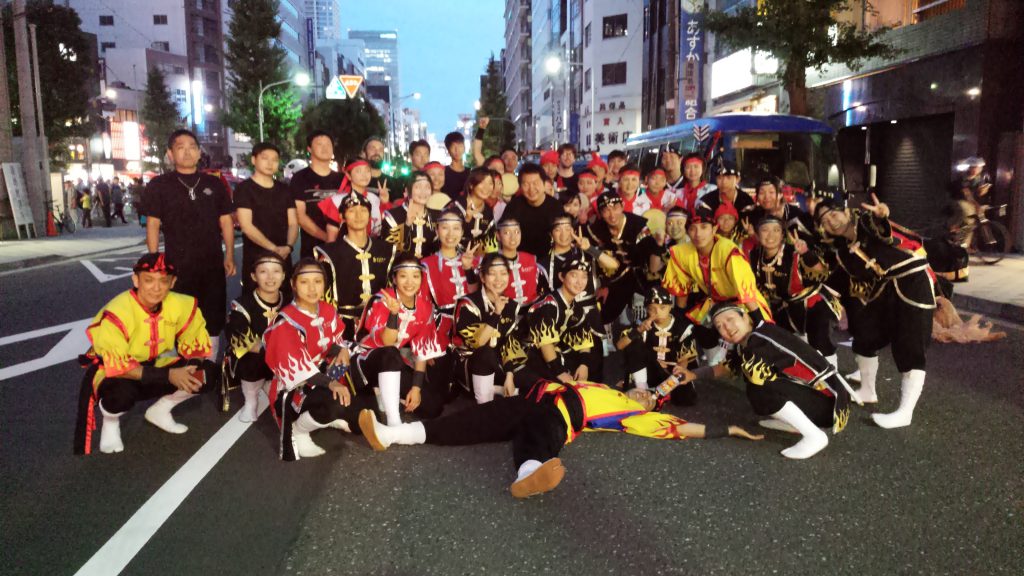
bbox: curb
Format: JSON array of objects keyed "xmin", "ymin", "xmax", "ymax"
[
  {"xmin": 952, "ymin": 293, "xmax": 1024, "ymax": 325},
  {"xmin": 0, "ymin": 237, "xmax": 147, "ymax": 273}
]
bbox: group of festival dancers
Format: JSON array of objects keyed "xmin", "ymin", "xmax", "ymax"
[{"xmin": 75, "ymin": 153, "xmax": 938, "ymax": 499}]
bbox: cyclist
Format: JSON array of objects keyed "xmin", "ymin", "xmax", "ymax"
[{"xmin": 955, "ymin": 157, "xmax": 991, "ymax": 248}]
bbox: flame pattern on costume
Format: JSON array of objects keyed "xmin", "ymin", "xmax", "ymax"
[{"xmin": 530, "ymin": 319, "xmax": 562, "ymax": 348}]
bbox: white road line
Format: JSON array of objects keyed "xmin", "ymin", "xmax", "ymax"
[
  {"xmin": 0, "ymin": 319, "xmax": 93, "ymax": 381},
  {"xmin": 74, "ymin": 398, "xmax": 269, "ymax": 576},
  {"xmin": 81, "ymin": 260, "xmax": 135, "ymax": 283}
]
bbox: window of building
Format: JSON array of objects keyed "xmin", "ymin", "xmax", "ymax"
[
  {"xmin": 99, "ymin": 15, "xmax": 114, "ymax": 26},
  {"xmin": 152, "ymin": 41, "xmax": 170, "ymax": 52},
  {"xmin": 585, "ymin": 23, "xmax": 591, "ymax": 47},
  {"xmin": 153, "ymin": 14, "xmax": 168, "ymax": 25},
  {"xmin": 603, "ymin": 14, "xmax": 627, "ymax": 38},
  {"xmin": 100, "ymin": 42, "xmax": 116, "ymax": 52},
  {"xmin": 584, "ymin": 68, "xmax": 591, "ymax": 90},
  {"xmin": 205, "ymin": 69, "xmax": 220, "ymax": 87},
  {"xmin": 173, "ymin": 65, "xmax": 186, "ymax": 75},
  {"xmin": 602, "ymin": 62, "xmax": 627, "ymax": 86},
  {"xmin": 543, "ymin": 87, "xmax": 551, "ymax": 101}
]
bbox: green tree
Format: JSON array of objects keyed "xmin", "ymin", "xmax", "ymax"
[
  {"xmin": 221, "ymin": 0, "xmax": 301, "ymax": 155},
  {"xmin": 3, "ymin": 1, "xmax": 93, "ymax": 165},
  {"xmin": 703, "ymin": 0, "xmax": 900, "ymax": 116},
  {"xmin": 294, "ymin": 97, "xmax": 386, "ymax": 163},
  {"xmin": 140, "ymin": 66, "xmax": 182, "ymax": 171},
  {"xmin": 475, "ymin": 54, "xmax": 515, "ymax": 156}
]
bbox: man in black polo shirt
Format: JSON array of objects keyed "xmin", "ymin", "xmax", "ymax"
[
  {"xmin": 499, "ymin": 163, "xmax": 563, "ymax": 257},
  {"xmin": 143, "ymin": 129, "xmax": 235, "ymax": 357},
  {"xmin": 291, "ymin": 130, "xmax": 343, "ymax": 257},
  {"xmin": 442, "ymin": 131, "xmax": 470, "ymax": 198}
]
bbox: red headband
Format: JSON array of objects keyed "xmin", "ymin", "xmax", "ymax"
[
  {"xmin": 423, "ymin": 161, "xmax": 444, "ymax": 171},
  {"xmin": 715, "ymin": 202, "xmax": 739, "ymax": 221},
  {"xmin": 647, "ymin": 169, "xmax": 666, "ymax": 178},
  {"xmin": 578, "ymin": 172, "xmax": 599, "ymax": 181},
  {"xmin": 587, "ymin": 152, "xmax": 607, "ymax": 169},
  {"xmin": 540, "ymin": 151, "xmax": 559, "ymax": 166},
  {"xmin": 684, "ymin": 157, "xmax": 704, "ymax": 166},
  {"xmin": 346, "ymin": 159, "xmax": 369, "ymax": 171},
  {"xmin": 620, "ymin": 169, "xmax": 640, "ymax": 178}
]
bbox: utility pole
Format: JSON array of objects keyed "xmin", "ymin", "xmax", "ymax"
[
  {"xmin": 12, "ymin": 0, "xmax": 45, "ymax": 230},
  {"xmin": 29, "ymin": 24, "xmax": 52, "ymax": 209},
  {"xmin": 0, "ymin": 12, "xmax": 14, "ymax": 163}
]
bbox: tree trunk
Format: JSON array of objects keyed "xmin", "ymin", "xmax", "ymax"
[
  {"xmin": 13, "ymin": 0, "xmax": 46, "ymax": 230},
  {"xmin": 784, "ymin": 62, "xmax": 809, "ymax": 117}
]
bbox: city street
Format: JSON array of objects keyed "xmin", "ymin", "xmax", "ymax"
[{"xmin": 1, "ymin": 248, "xmax": 1022, "ymax": 575}]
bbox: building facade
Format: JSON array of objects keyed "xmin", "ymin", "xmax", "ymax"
[
  {"xmin": 348, "ymin": 30, "xmax": 402, "ymax": 151},
  {"xmin": 503, "ymin": 0, "xmax": 533, "ymax": 151}
]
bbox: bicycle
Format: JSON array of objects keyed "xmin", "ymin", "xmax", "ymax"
[
  {"xmin": 959, "ymin": 203, "xmax": 1011, "ymax": 265},
  {"xmin": 49, "ymin": 202, "xmax": 76, "ymax": 234}
]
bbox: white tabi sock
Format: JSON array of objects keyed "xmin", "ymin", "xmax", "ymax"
[
  {"xmin": 384, "ymin": 422, "xmax": 427, "ymax": 446},
  {"xmin": 144, "ymin": 389, "xmax": 194, "ymax": 434},
  {"xmin": 378, "ymin": 371, "xmax": 403, "ymax": 426},
  {"xmin": 758, "ymin": 419, "xmax": 798, "ymax": 433},
  {"xmin": 291, "ymin": 411, "xmax": 328, "ymax": 458},
  {"xmin": 872, "ymin": 370, "xmax": 925, "ymax": 429},
  {"xmin": 238, "ymin": 379, "xmax": 262, "ymax": 423},
  {"xmin": 516, "ymin": 459, "xmax": 543, "ymax": 481},
  {"xmin": 771, "ymin": 401, "xmax": 829, "ymax": 460},
  {"xmin": 825, "ymin": 354, "xmax": 838, "ymax": 370},
  {"xmin": 99, "ymin": 402, "xmax": 125, "ymax": 454},
  {"xmin": 852, "ymin": 355, "xmax": 879, "ymax": 404},
  {"xmin": 472, "ymin": 373, "xmax": 496, "ymax": 404},
  {"xmin": 209, "ymin": 335, "xmax": 220, "ymax": 360},
  {"xmin": 631, "ymin": 368, "xmax": 649, "ymax": 390}
]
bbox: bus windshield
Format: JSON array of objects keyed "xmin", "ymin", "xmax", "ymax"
[{"xmin": 722, "ymin": 131, "xmax": 839, "ymax": 196}]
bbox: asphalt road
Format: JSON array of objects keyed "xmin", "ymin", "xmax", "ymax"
[{"xmin": 1, "ymin": 248, "xmax": 1022, "ymax": 575}]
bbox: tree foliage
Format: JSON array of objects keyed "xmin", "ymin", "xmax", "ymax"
[
  {"xmin": 3, "ymin": 1, "xmax": 93, "ymax": 163},
  {"xmin": 140, "ymin": 66, "xmax": 182, "ymax": 171},
  {"xmin": 221, "ymin": 0, "xmax": 301, "ymax": 156},
  {"xmin": 475, "ymin": 54, "xmax": 515, "ymax": 155},
  {"xmin": 294, "ymin": 97, "xmax": 386, "ymax": 163},
  {"xmin": 703, "ymin": 0, "xmax": 901, "ymax": 116}
]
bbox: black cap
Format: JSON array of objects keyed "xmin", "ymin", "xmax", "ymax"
[
  {"xmin": 717, "ymin": 163, "xmax": 740, "ymax": 177},
  {"xmin": 597, "ymin": 190, "xmax": 623, "ymax": 211},
  {"xmin": 133, "ymin": 252, "xmax": 176, "ymax": 275},
  {"xmin": 562, "ymin": 255, "xmax": 592, "ymax": 273},
  {"xmin": 645, "ymin": 285, "xmax": 673, "ymax": 306},
  {"xmin": 690, "ymin": 201, "xmax": 715, "ymax": 224},
  {"xmin": 340, "ymin": 191, "xmax": 372, "ymax": 212}
]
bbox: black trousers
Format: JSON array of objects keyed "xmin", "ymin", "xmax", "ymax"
[
  {"xmin": 747, "ymin": 378, "xmax": 835, "ymax": 428},
  {"xmin": 230, "ymin": 351, "xmax": 273, "ymax": 383},
  {"xmin": 353, "ymin": 347, "xmax": 447, "ymax": 419},
  {"xmin": 602, "ymin": 277, "xmax": 638, "ymax": 325},
  {"xmin": 849, "ymin": 282, "xmax": 932, "ymax": 373},
  {"xmin": 96, "ymin": 377, "xmax": 178, "ymax": 414},
  {"xmin": 113, "ymin": 203, "xmax": 127, "ymax": 223},
  {"xmin": 174, "ymin": 262, "xmax": 229, "ymax": 334},
  {"xmin": 621, "ymin": 340, "xmax": 698, "ymax": 405},
  {"xmin": 775, "ymin": 298, "xmax": 838, "ymax": 357},
  {"xmin": 293, "ymin": 385, "xmax": 376, "ymax": 430},
  {"xmin": 519, "ymin": 349, "xmax": 597, "ymax": 394},
  {"xmin": 423, "ymin": 396, "xmax": 568, "ymax": 469}
]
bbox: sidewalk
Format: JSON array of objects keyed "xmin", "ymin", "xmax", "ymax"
[
  {"xmin": 951, "ymin": 254, "xmax": 1024, "ymax": 324},
  {"xmin": 0, "ymin": 223, "xmax": 147, "ymax": 272}
]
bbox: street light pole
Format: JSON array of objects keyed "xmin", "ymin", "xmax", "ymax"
[
  {"xmin": 545, "ymin": 56, "xmax": 591, "ymax": 149},
  {"xmin": 258, "ymin": 72, "xmax": 310, "ymax": 142}
]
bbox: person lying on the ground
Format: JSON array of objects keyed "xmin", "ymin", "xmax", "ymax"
[
  {"xmin": 358, "ymin": 375, "xmax": 762, "ymax": 499},
  {"xmin": 695, "ymin": 301, "xmax": 854, "ymax": 460},
  {"xmin": 74, "ymin": 253, "xmax": 214, "ymax": 455}
]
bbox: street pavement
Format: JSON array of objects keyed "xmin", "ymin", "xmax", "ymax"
[{"xmin": 1, "ymin": 243, "xmax": 1022, "ymax": 575}]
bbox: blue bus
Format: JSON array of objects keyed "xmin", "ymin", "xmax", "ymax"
[{"xmin": 623, "ymin": 113, "xmax": 843, "ymax": 202}]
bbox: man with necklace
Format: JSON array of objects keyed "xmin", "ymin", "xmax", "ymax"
[{"xmin": 143, "ymin": 129, "xmax": 234, "ymax": 359}]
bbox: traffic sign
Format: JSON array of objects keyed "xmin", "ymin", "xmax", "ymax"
[
  {"xmin": 325, "ymin": 76, "xmax": 346, "ymax": 100},
  {"xmin": 340, "ymin": 75, "xmax": 363, "ymax": 98}
]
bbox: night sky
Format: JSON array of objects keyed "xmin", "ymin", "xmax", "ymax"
[{"xmin": 339, "ymin": 0, "xmax": 506, "ymax": 137}]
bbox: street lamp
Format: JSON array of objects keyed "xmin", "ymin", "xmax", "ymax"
[
  {"xmin": 258, "ymin": 71, "xmax": 311, "ymax": 141},
  {"xmin": 389, "ymin": 92, "xmax": 422, "ymax": 160},
  {"xmin": 544, "ymin": 55, "xmax": 591, "ymax": 148}
]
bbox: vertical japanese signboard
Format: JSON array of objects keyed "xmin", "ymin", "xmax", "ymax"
[
  {"xmin": 306, "ymin": 18, "xmax": 315, "ymax": 76},
  {"xmin": 679, "ymin": 1, "xmax": 705, "ymax": 121}
]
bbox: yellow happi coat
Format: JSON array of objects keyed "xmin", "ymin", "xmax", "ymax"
[
  {"xmin": 532, "ymin": 380, "xmax": 692, "ymax": 443},
  {"xmin": 84, "ymin": 289, "xmax": 212, "ymax": 390},
  {"xmin": 662, "ymin": 236, "xmax": 772, "ymax": 324}
]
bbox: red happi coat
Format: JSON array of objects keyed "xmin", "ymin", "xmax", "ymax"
[
  {"xmin": 263, "ymin": 301, "xmax": 347, "ymax": 423},
  {"xmin": 355, "ymin": 288, "xmax": 447, "ymax": 364},
  {"xmin": 503, "ymin": 251, "xmax": 541, "ymax": 305},
  {"xmin": 421, "ymin": 252, "xmax": 477, "ymax": 349}
]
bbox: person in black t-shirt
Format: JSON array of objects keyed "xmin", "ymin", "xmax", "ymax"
[
  {"xmin": 291, "ymin": 130, "xmax": 343, "ymax": 257},
  {"xmin": 234, "ymin": 142, "xmax": 297, "ymax": 294},
  {"xmin": 499, "ymin": 163, "xmax": 564, "ymax": 257},
  {"xmin": 556, "ymin": 143, "xmax": 579, "ymax": 196},
  {"xmin": 442, "ymin": 131, "xmax": 469, "ymax": 198},
  {"xmin": 361, "ymin": 135, "xmax": 396, "ymax": 209},
  {"xmin": 143, "ymin": 129, "xmax": 235, "ymax": 357},
  {"xmin": 702, "ymin": 163, "xmax": 756, "ymax": 216}
]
